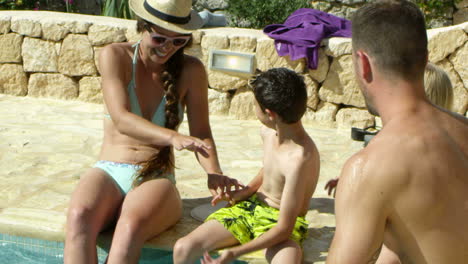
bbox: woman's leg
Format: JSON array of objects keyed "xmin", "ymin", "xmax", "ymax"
[
  {"xmin": 64, "ymin": 168, "xmax": 124, "ymax": 264},
  {"xmin": 173, "ymin": 220, "xmax": 239, "ymax": 264},
  {"xmin": 265, "ymin": 239, "xmax": 302, "ymax": 264},
  {"xmin": 106, "ymin": 178, "xmax": 183, "ymax": 264},
  {"xmin": 376, "ymin": 244, "xmax": 401, "ymax": 264}
]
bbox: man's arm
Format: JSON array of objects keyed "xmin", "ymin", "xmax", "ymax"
[{"xmin": 326, "ymin": 154, "xmax": 390, "ymax": 264}]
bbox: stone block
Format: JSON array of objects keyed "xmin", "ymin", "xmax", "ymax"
[
  {"xmin": 449, "ymin": 42, "xmax": 468, "ymax": 89},
  {"xmin": 319, "ymin": 55, "xmax": 365, "ymax": 108},
  {"xmin": 58, "ymin": 34, "xmax": 97, "ymax": 76},
  {"xmin": 201, "ymin": 34, "xmax": 229, "ymax": 63},
  {"xmin": 308, "ymin": 48, "xmax": 329, "ymax": 83},
  {"xmin": 208, "ymin": 88, "xmax": 231, "ymax": 115},
  {"xmin": 229, "ymin": 88, "xmax": 256, "ymax": 120},
  {"xmin": 229, "ymin": 36, "xmax": 256, "ymax": 52},
  {"xmin": 0, "ymin": 64, "xmax": 28, "ymax": 96},
  {"xmin": 10, "ymin": 17, "xmax": 42, "ymax": 37},
  {"xmin": 325, "ymin": 37, "xmax": 352, "ymax": 57},
  {"xmin": 88, "ymin": 24, "xmax": 126, "ymax": 46},
  {"xmin": 0, "ymin": 14, "xmax": 11, "ymax": 34},
  {"xmin": 126, "ymin": 27, "xmax": 141, "ymax": 43},
  {"xmin": 207, "ymin": 70, "xmax": 248, "ymax": 92},
  {"xmin": 256, "ymin": 38, "xmax": 305, "ymax": 73},
  {"xmin": 22, "ymin": 37, "xmax": 59, "ymax": 72},
  {"xmin": 428, "ymin": 26, "xmax": 468, "ymax": 63},
  {"xmin": 93, "ymin": 46, "xmax": 104, "ymax": 73},
  {"xmin": 185, "ymin": 44, "xmax": 203, "ymax": 61},
  {"xmin": 0, "ymin": 33, "xmax": 23, "ymax": 63},
  {"xmin": 40, "ymin": 20, "xmax": 70, "ymax": 41},
  {"xmin": 64, "ymin": 20, "xmax": 92, "ymax": 34},
  {"xmin": 192, "ymin": 30, "xmax": 204, "ymax": 45},
  {"xmin": 78, "ymin": 76, "xmax": 102, "ymax": 103},
  {"xmin": 453, "ymin": 8, "xmax": 468, "ymax": 25},
  {"xmin": 303, "ymin": 74, "xmax": 320, "ymax": 111},
  {"xmin": 302, "ymin": 102, "xmax": 339, "ymax": 127},
  {"xmin": 335, "ymin": 108, "xmax": 375, "ymax": 129},
  {"xmin": 436, "ymin": 60, "xmax": 468, "ymax": 114},
  {"xmin": 28, "ymin": 73, "xmax": 78, "ymax": 99}
]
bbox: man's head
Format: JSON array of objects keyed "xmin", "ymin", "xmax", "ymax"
[
  {"xmin": 352, "ymin": 0, "xmax": 428, "ymax": 114},
  {"xmin": 249, "ymin": 67, "xmax": 307, "ymax": 125}
]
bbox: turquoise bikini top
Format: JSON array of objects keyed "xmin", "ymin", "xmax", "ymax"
[{"xmin": 125, "ymin": 41, "xmax": 184, "ymax": 127}]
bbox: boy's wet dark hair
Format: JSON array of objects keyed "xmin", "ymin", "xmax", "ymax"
[
  {"xmin": 250, "ymin": 67, "xmax": 307, "ymax": 124},
  {"xmin": 352, "ymin": 0, "xmax": 428, "ymax": 81}
]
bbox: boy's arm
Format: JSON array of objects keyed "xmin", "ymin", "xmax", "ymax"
[
  {"xmin": 219, "ymin": 162, "xmax": 308, "ymax": 261},
  {"xmin": 211, "ymin": 168, "xmax": 264, "ymax": 205},
  {"xmin": 326, "ymin": 155, "xmax": 390, "ymax": 264}
]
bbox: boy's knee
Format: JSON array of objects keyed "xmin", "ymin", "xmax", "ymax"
[{"xmin": 173, "ymin": 237, "xmax": 201, "ymax": 260}]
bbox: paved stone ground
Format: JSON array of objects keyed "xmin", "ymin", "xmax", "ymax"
[{"xmin": 0, "ymin": 94, "xmax": 362, "ymax": 263}]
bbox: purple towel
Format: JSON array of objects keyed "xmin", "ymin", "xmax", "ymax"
[{"xmin": 263, "ymin": 8, "xmax": 352, "ymax": 69}]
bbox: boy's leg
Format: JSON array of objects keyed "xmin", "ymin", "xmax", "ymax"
[
  {"xmin": 265, "ymin": 239, "xmax": 302, "ymax": 264},
  {"xmin": 173, "ymin": 220, "xmax": 239, "ymax": 264}
]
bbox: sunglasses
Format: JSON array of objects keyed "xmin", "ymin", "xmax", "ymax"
[{"xmin": 149, "ymin": 32, "xmax": 191, "ymax": 47}]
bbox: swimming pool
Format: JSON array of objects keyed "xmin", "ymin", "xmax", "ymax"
[{"xmin": 0, "ymin": 233, "xmax": 247, "ymax": 264}]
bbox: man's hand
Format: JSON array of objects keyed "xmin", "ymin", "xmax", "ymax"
[
  {"xmin": 201, "ymin": 250, "xmax": 234, "ymax": 264},
  {"xmin": 208, "ymin": 174, "xmax": 245, "ymax": 206},
  {"xmin": 325, "ymin": 178, "xmax": 339, "ymax": 197}
]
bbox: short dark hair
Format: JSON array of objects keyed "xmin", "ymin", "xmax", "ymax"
[
  {"xmin": 352, "ymin": 0, "xmax": 428, "ymax": 81},
  {"xmin": 250, "ymin": 68, "xmax": 307, "ymax": 124}
]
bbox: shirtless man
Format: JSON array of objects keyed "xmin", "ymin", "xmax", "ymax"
[
  {"xmin": 173, "ymin": 67, "xmax": 320, "ymax": 264},
  {"xmin": 326, "ymin": 1, "xmax": 468, "ymax": 263}
]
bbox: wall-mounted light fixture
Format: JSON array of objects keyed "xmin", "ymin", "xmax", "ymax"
[{"xmin": 209, "ymin": 50, "xmax": 255, "ymax": 75}]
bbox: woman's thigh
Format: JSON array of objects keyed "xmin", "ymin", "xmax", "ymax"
[
  {"xmin": 67, "ymin": 168, "xmax": 124, "ymax": 233},
  {"xmin": 117, "ymin": 178, "xmax": 183, "ymax": 240}
]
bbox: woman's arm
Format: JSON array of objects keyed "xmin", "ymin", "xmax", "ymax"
[{"xmin": 182, "ymin": 56, "xmax": 243, "ymax": 196}]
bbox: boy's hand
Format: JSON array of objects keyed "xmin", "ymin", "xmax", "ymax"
[
  {"xmin": 201, "ymin": 250, "xmax": 234, "ymax": 264},
  {"xmin": 208, "ymin": 173, "xmax": 245, "ymax": 205},
  {"xmin": 325, "ymin": 178, "xmax": 339, "ymax": 197},
  {"xmin": 211, "ymin": 186, "xmax": 251, "ymax": 206}
]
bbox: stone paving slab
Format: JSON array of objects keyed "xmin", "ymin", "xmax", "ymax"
[{"xmin": 0, "ymin": 94, "xmax": 362, "ymax": 263}]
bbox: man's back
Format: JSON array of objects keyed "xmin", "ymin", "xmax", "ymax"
[{"xmin": 365, "ymin": 104, "xmax": 468, "ymax": 263}]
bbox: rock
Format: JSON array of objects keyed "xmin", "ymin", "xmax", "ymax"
[
  {"xmin": 195, "ymin": 0, "xmax": 229, "ymax": 11},
  {"xmin": 10, "ymin": 16, "xmax": 42, "ymax": 37},
  {"xmin": 126, "ymin": 27, "xmax": 141, "ymax": 43},
  {"xmin": 208, "ymin": 88, "xmax": 231, "ymax": 115},
  {"xmin": 58, "ymin": 34, "xmax": 97, "ymax": 76},
  {"xmin": 319, "ymin": 55, "xmax": 365, "ymax": 108},
  {"xmin": 207, "ymin": 70, "xmax": 248, "ymax": 92},
  {"xmin": 229, "ymin": 36, "xmax": 256, "ymax": 53},
  {"xmin": 78, "ymin": 77, "xmax": 102, "ymax": 103},
  {"xmin": 22, "ymin": 37, "xmax": 59, "ymax": 72},
  {"xmin": 303, "ymin": 74, "xmax": 320, "ymax": 111},
  {"xmin": 324, "ymin": 37, "xmax": 352, "ymax": 57},
  {"xmin": 40, "ymin": 19, "xmax": 70, "ymax": 41},
  {"xmin": 201, "ymin": 34, "xmax": 229, "ymax": 64},
  {"xmin": 335, "ymin": 108, "xmax": 375, "ymax": 129},
  {"xmin": 303, "ymin": 102, "xmax": 339, "ymax": 127},
  {"xmin": 256, "ymin": 38, "xmax": 305, "ymax": 73},
  {"xmin": 427, "ymin": 26, "xmax": 468, "ymax": 63},
  {"xmin": 0, "ymin": 14, "xmax": 11, "ymax": 34},
  {"xmin": 0, "ymin": 64, "xmax": 28, "ymax": 96},
  {"xmin": 88, "ymin": 24, "xmax": 126, "ymax": 46},
  {"xmin": 436, "ymin": 59, "xmax": 468, "ymax": 114},
  {"xmin": 308, "ymin": 48, "xmax": 329, "ymax": 83},
  {"xmin": 0, "ymin": 33, "xmax": 23, "ymax": 63},
  {"xmin": 449, "ymin": 42, "xmax": 468, "ymax": 89},
  {"xmin": 28, "ymin": 73, "xmax": 78, "ymax": 100},
  {"xmin": 229, "ymin": 88, "xmax": 256, "ymax": 120}
]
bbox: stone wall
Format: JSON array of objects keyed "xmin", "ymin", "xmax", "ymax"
[{"xmin": 0, "ymin": 11, "xmax": 467, "ymax": 129}]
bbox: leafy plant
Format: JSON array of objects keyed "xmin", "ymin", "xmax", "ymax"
[
  {"xmin": 414, "ymin": 0, "xmax": 461, "ymax": 26},
  {"xmin": 226, "ymin": 0, "xmax": 311, "ymax": 29},
  {"xmin": 102, "ymin": 0, "xmax": 132, "ymax": 19}
]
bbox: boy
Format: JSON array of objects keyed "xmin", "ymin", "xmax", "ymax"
[{"xmin": 173, "ymin": 67, "xmax": 320, "ymax": 264}]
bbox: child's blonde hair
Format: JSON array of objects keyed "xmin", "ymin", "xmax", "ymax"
[{"xmin": 424, "ymin": 63, "xmax": 453, "ymax": 110}]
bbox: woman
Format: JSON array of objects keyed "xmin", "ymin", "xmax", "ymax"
[{"xmin": 64, "ymin": 0, "xmax": 241, "ymax": 263}]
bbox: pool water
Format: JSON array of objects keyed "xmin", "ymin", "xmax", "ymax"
[{"xmin": 0, "ymin": 233, "xmax": 247, "ymax": 264}]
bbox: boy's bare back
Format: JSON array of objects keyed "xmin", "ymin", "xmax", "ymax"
[{"xmin": 257, "ymin": 125, "xmax": 320, "ymax": 216}]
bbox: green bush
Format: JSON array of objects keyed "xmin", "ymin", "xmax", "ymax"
[
  {"xmin": 415, "ymin": 0, "xmax": 461, "ymax": 26},
  {"xmin": 227, "ymin": 0, "xmax": 311, "ymax": 29}
]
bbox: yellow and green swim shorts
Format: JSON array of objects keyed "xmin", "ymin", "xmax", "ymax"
[{"xmin": 205, "ymin": 194, "xmax": 309, "ymax": 245}]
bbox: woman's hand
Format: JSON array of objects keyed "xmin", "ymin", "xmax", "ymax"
[
  {"xmin": 208, "ymin": 174, "xmax": 245, "ymax": 205},
  {"xmin": 201, "ymin": 250, "xmax": 234, "ymax": 264},
  {"xmin": 211, "ymin": 185, "xmax": 251, "ymax": 206},
  {"xmin": 170, "ymin": 133, "xmax": 211, "ymax": 153}
]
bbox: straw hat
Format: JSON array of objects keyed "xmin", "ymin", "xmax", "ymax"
[{"xmin": 129, "ymin": 0, "xmax": 203, "ymax": 34}]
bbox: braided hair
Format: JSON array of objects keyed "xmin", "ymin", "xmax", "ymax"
[{"xmin": 132, "ymin": 18, "xmax": 190, "ymax": 187}]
